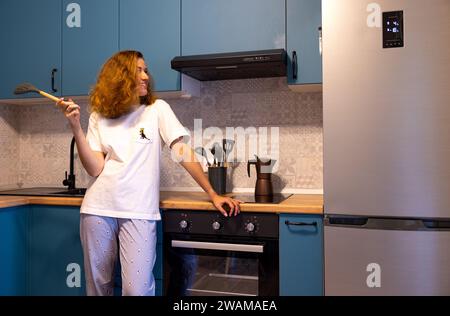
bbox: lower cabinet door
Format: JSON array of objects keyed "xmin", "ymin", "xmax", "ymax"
[
  {"xmin": 0, "ymin": 206, "xmax": 29, "ymax": 295},
  {"xmin": 28, "ymin": 205, "xmax": 85, "ymax": 295},
  {"xmin": 279, "ymin": 213, "xmax": 324, "ymax": 295},
  {"xmin": 155, "ymin": 279, "xmax": 163, "ymax": 297},
  {"xmin": 28, "ymin": 205, "xmax": 163, "ymax": 296}
]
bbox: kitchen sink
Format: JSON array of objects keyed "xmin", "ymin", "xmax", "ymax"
[
  {"xmin": 52, "ymin": 188, "xmax": 87, "ymax": 196},
  {"xmin": 0, "ymin": 187, "xmax": 87, "ymax": 197}
]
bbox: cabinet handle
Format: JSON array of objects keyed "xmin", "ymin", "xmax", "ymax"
[
  {"xmin": 292, "ymin": 51, "xmax": 297, "ymax": 80},
  {"xmin": 318, "ymin": 26, "xmax": 323, "ymax": 56},
  {"xmin": 51, "ymin": 68, "xmax": 58, "ymax": 93},
  {"xmin": 285, "ymin": 220, "xmax": 317, "ymax": 226}
]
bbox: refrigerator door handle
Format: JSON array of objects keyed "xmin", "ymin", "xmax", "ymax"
[
  {"xmin": 326, "ymin": 215, "xmax": 450, "ymax": 231},
  {"xmin": 326, "ymin": 215, "xmax": 368, "ymax": 226},
  {"xmin": 422, "ymin": 219, "xmax": 450, "ymax": 229}
]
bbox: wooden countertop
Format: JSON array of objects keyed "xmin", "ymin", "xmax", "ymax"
[
  {"xmin": 0, "ymin": 191, "xmax": 323, "ymax": 214},
  {"xmin": 0, "ymin": 196, "xmax": 83, "ymax": 208},
  {"xmin": 160, "ymin": 192, "xmax": 323, "ymax": 214}
]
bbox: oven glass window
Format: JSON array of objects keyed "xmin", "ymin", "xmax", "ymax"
[
  {"xmin": 166, "ymin": 249, "xmax": 260, "ymax": 296},
  {"xmin": 187, "ymin": 254, "xmax": 258, "ymax": 296}
]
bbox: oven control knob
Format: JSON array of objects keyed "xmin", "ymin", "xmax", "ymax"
[
  {"xmin": 212, "ymin": 221, "xmax": 221, "ymax": 231},
  {"xmin": 245, "ymin": 222, "xmax": 256, "ymax": 232},
  {"xmin": 179, "ymin": 219, "xmax": 189, "ymax": 230}
]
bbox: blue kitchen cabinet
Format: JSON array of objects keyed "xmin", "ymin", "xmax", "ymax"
[
  {"xmin": 0, "ymin": 0, "xmax": 119, "ymax": 99},
  {"xmin": 182, "ymin": 0, "xmax": 285, "ymax": 55},
  {"xmin": 28, "ymin": 205, "xmax": 85, "ymax": 295},
  {"xmin": 154, "ymin": 220, "xmax": 163, "ymax": 278},
  {"xmin": 0, "ymin": 0, "xmax": 62, "ymax": 99},
  {"xmin": 62, "ymin": 0, "xmax": 119, "ymax": 96},
  {"xmin": 120, "ymin": 0, "xmax": 181, "ymax": 91},
  {"xmin": 279, "ymin": 213, "xmax": 323, "ymax": 295},
  {"xmin": 0, "ymin": 206, "xmax": 29, "ymax": 295},
  {"xmin": 286, "ymin": 0, "xmax": 322, "ymax": 85}
]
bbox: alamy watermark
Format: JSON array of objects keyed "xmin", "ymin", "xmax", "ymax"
[
  {"xmin": 66, "ymin": 3, "xmax": 81, "ymax": 28},
  {"xmin": 172, "ymin": 119, "xmax": 280, "ymax": 173},
  {"xmin": 366, "ymin": 262, "xmax": 381, "ymax": 288},
  {"xmin": 66, "ymin": 263, "xmax": 81, "ymax": 288}
]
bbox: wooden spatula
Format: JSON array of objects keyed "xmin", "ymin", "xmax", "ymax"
[{"xmin": 14, "ymin": 82, "xmax": 62, "ymax": 103}]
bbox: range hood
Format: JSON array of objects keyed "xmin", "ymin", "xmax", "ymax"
[{"xmin": 171, "ymin": 49, "xmax": 287, "ymax": 81}]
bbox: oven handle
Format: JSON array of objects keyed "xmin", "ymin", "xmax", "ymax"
[{"xmin": 171, "ymin": 240, "xmax": 264, "ymax": 253}]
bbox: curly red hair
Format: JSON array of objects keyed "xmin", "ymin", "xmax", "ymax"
[{"xmin": 89, "ymin": 50, "xmax": 156, "ymax": 119}]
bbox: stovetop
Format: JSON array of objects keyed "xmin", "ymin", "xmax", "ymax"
[{"xmin": 230, "ymin": 193, "xmax": 292, "ymax": 204}]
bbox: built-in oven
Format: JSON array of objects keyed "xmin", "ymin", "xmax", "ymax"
[{"xmin": 163, "ymin": 209, "xmax": 279, "ymax": 296}]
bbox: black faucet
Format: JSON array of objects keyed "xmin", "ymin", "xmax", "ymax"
[{"xmin": 63, "ymin": 136, "xmax": 76, "ymax": 190}]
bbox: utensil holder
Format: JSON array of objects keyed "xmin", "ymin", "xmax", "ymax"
[{"xmin": 208, "ymin": 166, "xmax": 227, "ymax": 195}]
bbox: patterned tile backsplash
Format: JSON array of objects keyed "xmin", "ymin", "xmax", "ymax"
[
  {"xmin": 0, "ymin": 105, "xmax": 20, "ymax": 189},
  {"xmin": 0, "ymin": 77, "xmax": 322, "ymax": 192}
]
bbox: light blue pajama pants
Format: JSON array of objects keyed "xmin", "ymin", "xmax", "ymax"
[{"xmin": 80, "ymin": 214, "xmax": 157, "ymax": 296}]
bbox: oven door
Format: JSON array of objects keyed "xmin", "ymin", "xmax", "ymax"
[{"xmin": 163, "ymin": 234, "xmax": 278, "ymax": 296}]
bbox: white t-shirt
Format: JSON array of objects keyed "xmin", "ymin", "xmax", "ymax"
[{"xmin": 80, "ymin": 99, "xmax": 189, "ymax": 220}]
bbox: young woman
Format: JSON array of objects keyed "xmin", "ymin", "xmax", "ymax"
[{"xmin": 57, "ymin": 50, "xmax": 241, "ymax": 296}]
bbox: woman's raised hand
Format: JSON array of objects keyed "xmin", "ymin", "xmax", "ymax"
[{"xmin": 56, "ymin": 98, "xmax": 81, "ymax": 131}]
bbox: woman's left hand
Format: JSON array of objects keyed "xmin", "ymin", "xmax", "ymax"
[{"xmin": 211, "ymin": 194, "xmax": 242, "ymax": 217}]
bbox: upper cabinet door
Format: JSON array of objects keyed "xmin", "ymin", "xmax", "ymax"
[
  {"xmin": 287, "ymin": 0, "xmax": 322, "ymax": 85},
  {"xmin": 120, "ymin": 0, "xmax": 181, "ymax": 92},
  {"xmin": 62, "ymin": 0, "xmax": 119, "ymax": 96},
  {"xmin": 182, "ymin": 0, "xmax": 285, "ymax": 55},
  {"xmin": 0, "ymin": 0, "xmax": 62, "ymax": 99}
]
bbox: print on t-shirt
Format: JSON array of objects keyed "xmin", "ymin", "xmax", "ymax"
[
  {"xmin": 137, "ymin": 127, "xmax": 152, "ymax": 144},
  {"xmin": 139, "ymin": 128, "xmax": 150, "ymax": 140}
]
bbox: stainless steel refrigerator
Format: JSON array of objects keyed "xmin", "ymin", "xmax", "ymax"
[{"xmin": 323, "ymin": 0, "xmax": 450, "ymax": 295}]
